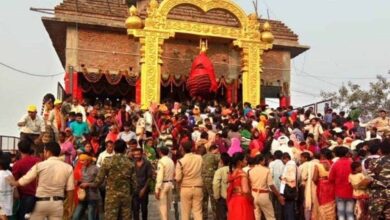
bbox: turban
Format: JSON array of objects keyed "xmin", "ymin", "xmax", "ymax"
[{"xmin": 79, "ymin": 154, "xmax": 92, "ymax": 161}]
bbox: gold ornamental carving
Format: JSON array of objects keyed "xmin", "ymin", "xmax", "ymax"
[{"xmin": 126, "ymin": 0, "xmax": 274, "ymax": 107}]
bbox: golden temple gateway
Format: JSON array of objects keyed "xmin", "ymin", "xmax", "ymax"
[{"xmin": 42, "ymin": 0, "xmax": 309, "ymax": 106}]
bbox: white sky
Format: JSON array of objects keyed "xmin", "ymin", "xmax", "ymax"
[{"xmin": 0, "ymin": 0, "xmax": 389, "ymax": 136}]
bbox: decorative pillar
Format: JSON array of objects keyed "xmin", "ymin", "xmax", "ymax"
[
  {"xmin": 126, "ymin": 2, "xmax": 174, "ymax": 107},
  {"xmin": 246, "ymin": 44, "xmax": 262, "ymax": 106},
  {"xmin": 233, "ymin": 17, "xmax": 274, "ymax": 107},
  {"xmin": 234, "ymin": 41, "xmax": 263, "ymax": 107},
  {"xmin": 137, "ymin": 32, "xmax": 172, "ymax": 107}
]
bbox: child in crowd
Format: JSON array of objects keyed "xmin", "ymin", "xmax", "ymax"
[
  {"xmin": 348, "ymin": 161, "xmax": 369, "ymax": 220},
  {"xmin": 0, "ymin": 154, "xmax": 14, "ymax": 220}
]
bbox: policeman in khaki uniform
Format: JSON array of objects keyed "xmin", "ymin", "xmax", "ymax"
[
  {"xmin": 175, "ymin": 141, "xmax": 203, "ymax": 220},
  {"xmin": 202, "ymin": 144, "xmax": 220, "ymax": 220},
  {"xmin": 248, "ymin": 154, "xmax": 285, "ymax": 220},
  {"xmin": 155, "ymin": 146, "xmax": 175, "ymax": 220},
  {"xmin": 8, "ymin": 142, "xmax": 74, "ymax": 220}
]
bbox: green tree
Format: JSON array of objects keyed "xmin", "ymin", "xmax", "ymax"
[{"xmin": 320, "ymin": 75, "xmax": 390, "ymax": 118}]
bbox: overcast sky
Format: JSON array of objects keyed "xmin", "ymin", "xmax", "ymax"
[{"xmin": 0, "ymin": 0, "xmax": 389, "ymax": 136}]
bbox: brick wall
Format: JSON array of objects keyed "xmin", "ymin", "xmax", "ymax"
[
  {"xmin": 262, "ymin": 50, "xmax": 291, "ymax": 87},
  {"xmin": 77, "ymin": 28, "xmax": 141, "ymax": 74}
]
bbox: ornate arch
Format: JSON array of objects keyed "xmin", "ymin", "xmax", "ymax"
[
  {"xmin": 158, "ymin": 0, "xmax": 248, "ymax": 28},
  {"xmin": 126, "ymin": 0, "xmax": 274, "ymax": 107}
]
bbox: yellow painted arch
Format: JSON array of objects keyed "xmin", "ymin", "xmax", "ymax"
[{"xmin": 158, "ymin": 0, "xmax": 248, "ymax": 29}]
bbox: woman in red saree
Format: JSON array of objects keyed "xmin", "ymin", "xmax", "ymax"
[
  {"xmin": 227, "ymin": 152, "xmax": 255, "ymax": 220},
  {"xmin": 313, "ymin": 148, "xmax": 336, "ymax": 220}
]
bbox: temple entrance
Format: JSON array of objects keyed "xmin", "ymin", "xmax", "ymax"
[
  {"xmin": 160, "ymin": 84, "xmax": 228, "ymax": 103},
  {"xmin": 79, "ymin": 73, "xmax": 136, "ymax": 106},
  {"xmin": 125, "ymin": 0, "xmax": 275, "ymax": 107},
  {"xmin": 161, "ymin": 84, "xmax": 190, "ymax": 103}
]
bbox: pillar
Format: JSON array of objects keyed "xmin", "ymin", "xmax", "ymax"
[
  {"xmin": 236, "ymin": 41, "xmax": 263, "ymax": 107},
  {"xmin": 138, "ymin": 31, "xmax": 173, "ymax": 107},
  {"xmin": 65, "ymin": 26, "xmax": 79, "ymax": 70},
  {"xmin": 65, "ymin": 25, "xmax": 80, "ymax": 99}
]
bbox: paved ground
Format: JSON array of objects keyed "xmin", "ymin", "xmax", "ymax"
[
  {"xmin": 95, "ymin": 195, "xmax": 212, "ymax": 219},
  {"xmin": 147, "ymin": 194, "xmax": 176, "ymax": 220},
  {"xmin": 147, "ymin": 195, "xmax": 212, "ymax": 220}
]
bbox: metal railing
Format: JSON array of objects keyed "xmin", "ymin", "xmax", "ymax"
[{"xmin": 0, "ymin": 135, "xmax": 19, "ymax": 153}]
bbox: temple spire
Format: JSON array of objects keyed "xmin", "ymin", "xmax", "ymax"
[{"xmin": 199, "ymin": 39, "xmax": 208, "ymax": 54}]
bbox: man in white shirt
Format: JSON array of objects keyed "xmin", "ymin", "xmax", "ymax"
[
  {"xmin": 192, "ymin": 126, "xmax": 201, "ymax": 142},
  {"xmin": 143, "ymin": 109, "xmax": 153, "ymax": 137},
  {"xmin": 117, "ymin": 122, "xmax": 136, "ymax": 143},
  {"xmin": 135, "ymin": 112, "xmax": 146, "ymax": 147},
  {"xmin": 71, "ymin": 99, "xmax": 86, "ymax": 122},
  {"xmin": 271, "ymin": 135, "xmax": 293, "ymax": 158},
  {"xmin": 269, "ymin": 150, "xmax": 285, "ymax": 220},
  {"xmin": 155, "ymin": 147, "xmax": 175, "ymax": 220},
  {"xmin": 280, "ymin": 153, "xmax": 297, "ymax": 219},
  {"xmin": 96, "ymin": 141, "xmax": 115, "ymax": 168},
  {"xmin": 17, "ymin": 105, "xmax": 45, "ymax": 144}
]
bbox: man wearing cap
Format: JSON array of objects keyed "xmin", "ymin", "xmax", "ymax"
[
  {"xmin": 155, "ymin": 146, "xmax": 175, "ymax": 220},
  {"xmin": 175, "ymin": 141, "xmax": 203, "ymax": 220},
  {"xmin": 17, "ymin": 105, "xmax": 46, "ymax": 144},
  {"xmin": 48, "ymin": 99, "xmax": 64, "ymax": 141},
  {"xmin": 249, "ymin": 154, "xmax": 285, "ymax": 220},
  {"xmin": 8, "ymin": 142, "xmax": 75, "ymax": 220},
  {"xmin": 368, "ymin": 110, "xmax": 390, "ymax": 135}
]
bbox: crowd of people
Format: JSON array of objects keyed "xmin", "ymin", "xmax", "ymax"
[{"xmin": 0, "ymin": 95, "xmax": 389, "ymax": 220}]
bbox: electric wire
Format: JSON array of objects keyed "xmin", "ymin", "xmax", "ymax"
[{"xmin": 0, "ymin": 62, "xmax": 63, "ymax": 78}]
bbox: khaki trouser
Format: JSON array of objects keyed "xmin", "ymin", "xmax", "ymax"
[
  {"xmin": 180, "ymin": 187, "xmax": 203, "ymax": 220},
  {"xmin": 252, "ymin": 192, "xmax": 276, "ymax": 220},
  {"xmin": 159, "ymin": 184, "xmax": 173, "ymax": 220},
  {"xmin": 30, "ymin": 200, "xmax": 63, "ymax": 220}
]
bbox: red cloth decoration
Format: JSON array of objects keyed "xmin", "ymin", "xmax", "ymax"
[
  {"xmin": 136, "ymin": 79, "xmax": 141, "ymax": 104},
  {"xmin": 279, "ymin": 96, "xmax": 291, "ymax": 108},
  {"xmin": 65, "ymin": 72, "xmax": 82, "ymax": 101},
  {"xmin": 186, "ymin": 52, "xmax": 218, "ymax": 97},
  {"xmin": 226, "ymin": 85, "xmax": 233, "ymax": 103}
]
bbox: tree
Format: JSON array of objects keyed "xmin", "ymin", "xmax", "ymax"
[{"xmin": 320, "ymin": 75, "xmax": 390, "ymax": 119}]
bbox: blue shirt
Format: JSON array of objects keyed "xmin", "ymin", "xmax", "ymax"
[
  {"xmin": 70, "ymin": 121, "xmax": 89, "ymax": 137},
  {"xmin": 324, "ymin": 113, "xmax": 333, "ymax": 124}
]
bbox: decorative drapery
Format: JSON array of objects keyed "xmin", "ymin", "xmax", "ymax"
[
  {"xmin": 161, "ymin": 73, "xmax": 236, "ymax": 88},
  {"xmin": 81, "ymin": 70, "xmax": 140, "ymax": 86},
  {"xmin": 79, "ymin": 72, "xmax": 136, "ymax": 96}
]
